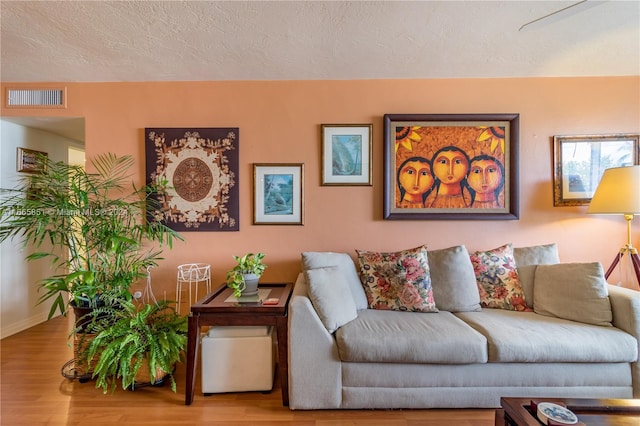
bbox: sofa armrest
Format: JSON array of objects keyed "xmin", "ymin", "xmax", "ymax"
[
  {"xmin": 608, "ymin": 284, "xmax": 640, "ymax": 397},
  {"xmin": 288, "ymin": 273, "xmax": 342, "ymax": 409},
  {"xmin": 609, "ymin": 285, "xmax": 640, "ymax": 338}
]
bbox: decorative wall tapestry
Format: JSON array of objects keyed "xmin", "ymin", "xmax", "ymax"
[
  {"xmin": 383, "ymin": 114, "xmax": 519, "ymax": 221},
  {"xmin": 145, "ymin": 128, "xmax": 239, "ymax": 231}
]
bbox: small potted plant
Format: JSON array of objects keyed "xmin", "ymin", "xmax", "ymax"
[
  {"xmin": 225, "ymin": 252, "xmax": 267, "ymax": 297},
  {"xmin": 85, "ymin": 299, "xmax": 187, "ymax": 393}
]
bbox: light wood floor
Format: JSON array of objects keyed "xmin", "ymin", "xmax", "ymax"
[{"xmin": 1, "ymin": 315, "xmax": 496, "ymax": 425}]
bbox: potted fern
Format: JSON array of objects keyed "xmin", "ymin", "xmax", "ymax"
[
  {"xmin": 225, "ymin": 252, "xmax": 267, "ymax": 297},
  {"xmin": 85, "ymin": 299, "xmax": 187, "ymax": 393}
]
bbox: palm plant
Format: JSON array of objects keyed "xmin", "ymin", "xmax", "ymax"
[{"xmin": 0, "ymin": 153, "xmax": 181, "ymax": 318}]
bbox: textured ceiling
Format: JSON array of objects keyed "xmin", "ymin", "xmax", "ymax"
[{"xmin": 1, "ymin": 0, "xmax": 639, "ymax": 83}]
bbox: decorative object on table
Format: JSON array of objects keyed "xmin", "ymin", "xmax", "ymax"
[
  {"xmin": 321, "ymin": 124, "xmax": 372, "ymax": 186},
  {"xmin": 536, "ymin": 402, "xmax": 578, "ymax": 425},
  {"xmin": 253, "ymin": 163, "xmax": 304, "ymax": 225},
  {"xmin": 500, "ymin": 397, "xmax": 639, "ymax": 426},
  {"xmin": 145, "ymin": 128, "xmax": 239, "ymax": 232},
  {"xmin": 16, "ymin": 147, "xmax": 47, "ymax": 173},
  {"xmin": 383, "ymin": 114, "xmax": 519, "ymax": 220},
  {"xmin": 587, "ymin": 165, "xmax": 640, "ymax": 288},
  {"xmin": 175, "ymin": 263, "xmax": 211, "ymax": 314},
  {"xmin": 553, "ymin": 133, "xmax": 639, "ymax": 206},
  {"xmin": 226, "ymin": 253, "xmax": 267, "ymax": 297},
  {"xmin": 85, "ymin": 299, "xmax": 187, "ymax": 393}
]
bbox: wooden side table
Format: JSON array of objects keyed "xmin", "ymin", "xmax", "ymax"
[{"xmin": 184, "ymin": 282, "xmax": 293, "ymax": 406}]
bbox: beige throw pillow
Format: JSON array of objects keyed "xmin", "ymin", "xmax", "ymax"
[
  {"xmin": 301, "ymin": 252, "xmax": 368, "ymax": 310},
  {"xmin": 533, "ymin": 262, "xmax": 612, "ymax": 327},
  {"xmin": 305, "ymin": 266, "xmax": 358, "ymax": 333},
  {"xmin": 428, "ymin": 245, "xmax": 481, "ymax": 312}
]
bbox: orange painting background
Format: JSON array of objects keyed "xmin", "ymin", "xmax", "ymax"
[{"xmin": 394, "ymin": 125, "xmax": 507, "ymax": 209}]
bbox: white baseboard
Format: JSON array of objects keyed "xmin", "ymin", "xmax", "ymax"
[{"xmin": 1, "ymin": 311, "xmax": 53, "ymax": 339}]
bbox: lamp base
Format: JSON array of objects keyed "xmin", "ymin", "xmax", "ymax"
[{"xmin": 604, "ymin": 246, "xmax": 640, "ymax": 289}]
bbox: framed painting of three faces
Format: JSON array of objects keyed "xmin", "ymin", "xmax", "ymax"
[{"xmin": 383, "ymin": 114, "xmax": 519, "ymax": 220}]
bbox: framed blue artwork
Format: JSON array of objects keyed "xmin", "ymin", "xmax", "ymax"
[
  {"xmin": 321, "ymin": 124, "xmax": 372, "ymax": 186},
  {"xmin": 253, "ymin": 163, "xmax": 304, "ymax": 225}
]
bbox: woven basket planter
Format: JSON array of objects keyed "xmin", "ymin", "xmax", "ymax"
[
  {"xmin": 132, "ymin": 358, "xmax": 171, "ymax": 388},
  {"xmin": 73, "ymin": 333, "xmax": 97, "ymax": 376}
]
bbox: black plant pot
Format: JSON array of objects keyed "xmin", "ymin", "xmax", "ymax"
[
  {"xmin": 71, "ymin": 298, "xmax": 119, "ymax": 333},
  {"xmin": 72, "ymin": 302, "xmax": 97, "ymax": 334}
]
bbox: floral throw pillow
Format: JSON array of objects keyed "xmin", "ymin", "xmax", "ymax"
[
  {"xmin": 356, "ymin": 245, "xmax": 438, "ymax": 313},
  {"xmin": 470, "ymin": 244, "xmax": 530, "ymax": 311}
]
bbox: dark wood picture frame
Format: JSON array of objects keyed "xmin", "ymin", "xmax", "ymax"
[
  {"xmin": 17, "ymin": 147, "xmax": 47, "ymax": 174},
  {"xmin": 383, "ymin": 113, "xmax": 519, "ymax": 220},
  {"xmin": 553, "ymin": 133, "xmax": 640, "ymax": 206}
]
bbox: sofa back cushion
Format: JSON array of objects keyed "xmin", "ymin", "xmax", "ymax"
[
  {"xmin": 356, "ymin": 245, "xmax": 438, "ymax": 313},
  {"xmin": 428, "ymin": 245, "xmax": 481, "ymax": 312},
  {"xmin": 301, "ymin": 252, "xmax": 368, "ymax": 310},
  {"xmin": 513, "ymin": 243, "xmax": 560, "ymax": 308},
  {"xmin": 305, "ymin": 266, "xmax": 358, "ymax": 333},
  {"xmin": 534, "ymin": 262, "xmax": 612, "ymax": 327}
]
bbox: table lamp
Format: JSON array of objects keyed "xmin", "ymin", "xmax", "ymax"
[{"xmin": 587, "ymin": 165, "xmax": 640, "ymax": 286}]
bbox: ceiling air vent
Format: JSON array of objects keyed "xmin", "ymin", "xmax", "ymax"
[{"xmin": 5, "ymin": 88, "xmax": 66, "ymax": 108}]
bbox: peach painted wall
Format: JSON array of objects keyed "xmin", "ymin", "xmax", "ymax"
[{"xmin": 2, "ymin": 77, "xmax": 639, "ymax": 295}]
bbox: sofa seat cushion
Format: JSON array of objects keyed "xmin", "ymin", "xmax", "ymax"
[
  {"xmin": 456, "ymin": 309, "xmax": 638, "ymax": 363},
  {"xmin": 335, "ymin": 309, "xmax": 488, "ymax": 364}
]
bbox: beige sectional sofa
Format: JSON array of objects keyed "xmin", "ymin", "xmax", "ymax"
[{"xmin": 288, "ymin": 244, "xmax": 640, "ymax": 409}]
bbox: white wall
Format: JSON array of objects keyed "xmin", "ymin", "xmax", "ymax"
[{"xmin": 0, "ymin": 121, "xmax": 84, "ymax": 338}]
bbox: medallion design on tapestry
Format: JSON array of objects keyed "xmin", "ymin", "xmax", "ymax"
[{"xmin": 145, "ymin": 128, "xmax": 239, "ymax": 231}]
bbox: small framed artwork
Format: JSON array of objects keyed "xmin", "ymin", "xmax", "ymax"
[
  {"xmin": 321, "ymin": 124, "xmax": 372, "ymax": 186},
  {"xmin": 384, "ymin": 113, "xmax": 520, "ymax": 220},
  {"xmin": 253, "ymin": 163, "xmax": 304, "ymax": 225},
  {"xmin": 17, "ymin": 147, "xmax": 47, "ymax": 173},
  {"xmin": 553, "ymin": 133, "xmax": 639, "ymax": 206}
]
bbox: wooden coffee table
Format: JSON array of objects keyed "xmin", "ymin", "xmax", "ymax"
[
  {"xmin": 184, "ymin": 282, "xmax": 293, "ymax": 406},
  {"xmin": 496, "ymin": 397, "xmax": 640, "ymax": 426}
]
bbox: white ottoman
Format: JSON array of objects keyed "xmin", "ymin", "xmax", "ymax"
[{"xmin": 201, "ymin": 326, "xmax": 275, "ymax": 394}]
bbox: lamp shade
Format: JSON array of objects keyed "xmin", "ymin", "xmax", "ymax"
[{"xmin": 587, "ymin": 165, "xmax": 640, "ymax": 215}]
